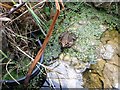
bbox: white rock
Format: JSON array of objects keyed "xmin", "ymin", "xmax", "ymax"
[
  {"xmin": 114, "ymin": 83, "xmax": 120, "ymax": 89},
  {"xmin": 100, "ymin": 44, "xmax": 115, "ymax": 60},
  {"xmin": 46, "ymin": 60, "xmax": 83, "ymax": 88}
]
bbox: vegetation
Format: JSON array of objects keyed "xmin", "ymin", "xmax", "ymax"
[{"xmin": 0, "ymin": 1, "xmax": 119, "ymax": 89}]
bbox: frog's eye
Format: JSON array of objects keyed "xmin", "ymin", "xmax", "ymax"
[{"xmin": 65, "ymin": 42, "xmax": 70, "ymax": 46}]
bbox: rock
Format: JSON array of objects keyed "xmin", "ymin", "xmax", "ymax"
[
  {"xmin": 83, "ymin": 55, "xmax": 120, "ymax": 88},
  {"xmin": 59, "ymin": 53, "xmax": 64, "ymax": 60},
  {"xmin": 63, "ymin": 54, "xmax": 71, "ymax": 61},
  {"xmin": 100, "ymin": 44, "xmax": 115, "ymax": 60},
  {"xmin": 107, "ymin": 40, "xmax": 120, "ymax": 56},
  {"xmin": 83, "ymin": 69, "xmax": 104, "ymax": 88},
  {"xmin": 100, "ymin": 29, "xmax": 119, "ymax": 44},
  {"xmin": 83, "ymin": 28, "xmax": 120, "ymax": 88},
  {"xmin": 103, "ymin": 48, "xmax": 120, "ymax": 89},
  {"xmin": 99, "ymin": 24, "xmax": 109, "ymax": 32},
  {"xmin": 90, "ymin": 59, "xmax": 106, "ymax": 73},
  {"xmin": 46, "ymin": 60, "xmax": 83, "ymax": 88},
  {"xmin": 100, "ymin": 29, "xmax": 120, "ymax": 57},
  {"xmin": 103, "ymin": 63, "xmax": 120, "ymax": 88},
  {"xmin": 71, "ymin": 57, "xmax": 79, "ymax": 66},
  {"xmin": 75, "ymin": 64, "xmax": 90, "ymax": 73},
  {"xmin": 107, "ymin": 54, "xmax": 120, "ymax": 67},
  {"xmin": 83, "ymin": 59, "xmax": 106, "ymax": 88}
]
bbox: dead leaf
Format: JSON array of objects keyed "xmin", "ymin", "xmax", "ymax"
[{"xmin": 0, "ymin": 17, "xmax": 11, "ymax": 21}]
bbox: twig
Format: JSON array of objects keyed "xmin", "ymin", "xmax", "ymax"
[
  {"xmin": 8, "ymin": 0, "xmax": 46, "ymax": 24},
  {"xmin": 47, "ymin": 74, "xmax": 56, "ymax": 90},
  {"xmin": 16, "ymin": 46, "xmax": 33, "ymax": 60},
  {"xmin": 7, "ymin": 2, "xmax": 25, "ymax": 16},
  {"xmin": 16, "ymin": 46, "xmax": 52, "ymax": 71},
  {"xmin": 6, "ymin": 59, "xmax": 20, "ymax": 84}
]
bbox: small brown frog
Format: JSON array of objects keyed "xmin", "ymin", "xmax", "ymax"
[{"xmin": 59, "ymin": 31, "xmax": 77, "ymax": 48}]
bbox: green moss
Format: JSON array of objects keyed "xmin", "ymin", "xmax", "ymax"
[{"xmin": 43, "ymin": 3, "xmax": 119, "ymax": 64}]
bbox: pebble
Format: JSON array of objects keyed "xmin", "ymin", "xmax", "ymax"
[
  {"xmin": 63, "ymin": 54, "xmax": 71, "ymax": 61},
  {"xmin": 59, "ymin": 53, "xmax": 64, "ymax": 60}
]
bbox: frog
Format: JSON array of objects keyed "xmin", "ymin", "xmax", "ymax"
[{"xmin": 59, "ymin": 31, "xmax": 77, "ymax": 48}]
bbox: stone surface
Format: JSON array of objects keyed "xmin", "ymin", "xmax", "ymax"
[
  {"xmin": 83, "ymin": 59, "xmax": 106, "ymax": 88},
  {"xmin": 71, "ymin": 57, "xmax": 81, "ymax": 68},
  {"xmin": 107, "ymin": 54, "xmax": 120, "ymax": 67},
  {"xmin": 103, "ymin": 63, "xmax": 120, "ymax": 88},
  {"xmin": 83, "ymin": 57, "xmax": 120, "ymax": 88},
  {"xmin": 83, "ymin": 29, "xmax": 120, "ymax": 89},
  {"xmin": 46, "ymin": 60, "xmax": 83, "ymax": 88},
  {"xmin": 63, "ymin": 54, "xmax": 71, "ymax": 61},
  {"xmin": 100, "ymin": 29, "xmax": 120, "ymax": 88},
  {"xmin": 100, "ymin": 44, "xmax": 115, "ymax": 60}
]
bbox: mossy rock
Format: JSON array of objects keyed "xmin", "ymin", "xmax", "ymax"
[{"xmin": 83, "ymin": 59, "xmax": 106, "ymax": 88}]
